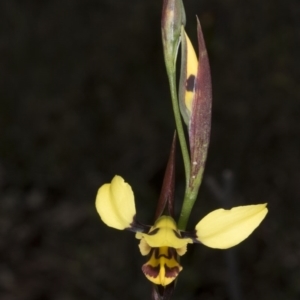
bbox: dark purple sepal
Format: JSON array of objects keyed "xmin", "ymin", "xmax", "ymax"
[
  {"xmin": 155, "ymin": 133, "xmax": 177, "ymax": 220},
  {"xmin": 188, "ymin": 17, "xmax": 212, "ymax": 186},
  {"xmin": 180, "ymin": 229, "xmax": 199, "ymax": 243},
  {"xmin": 126, "ymin": 216, "xmax": 151, "ymax": 233}
]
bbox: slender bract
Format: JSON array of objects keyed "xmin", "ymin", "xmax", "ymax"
[{"xmin": 155, "ymin": 133, "xmax": 177, "ymax": 220}]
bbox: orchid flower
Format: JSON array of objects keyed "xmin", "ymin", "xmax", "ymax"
[
  {"xmin": 95, "ymin": 136, "xmax": 268, "ymax": 289},
  {"xmin": 96, "ymin": 175, "xmax": 267, "ymax": 287}
]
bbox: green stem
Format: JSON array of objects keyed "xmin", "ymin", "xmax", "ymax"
[
  {"xmin": 178, "ymin": 166, "xmax": 204, "ymax": 230},
  {"xmin": 179, "ymin": 138, "xmax": 208, "ymax": 229},
  {"xmin": 178, "ymin": 190, "xmax": 194, "ymax": 230},
  {"xmin": 167, "ymin": 70, "xmax": 190, "ymax": 189}
]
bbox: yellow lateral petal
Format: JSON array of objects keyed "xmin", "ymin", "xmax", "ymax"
[
  {"xmin": 138, "ymin": 238, "xmax": 151, "ymax": 256},
  {"xmin": 135, "ymin": 232, "xmax": 143, "ymax": 239},
  {"xmin": 95, "ymin": 175, "xmax": 136, "ymax": 230},
  {"xmin": 195, "ymin": 204, "xmax": 268, "ymax": 249},
  {"xmin": 176, "ymin": 245, "xmax": 187, "ymax": 256}
]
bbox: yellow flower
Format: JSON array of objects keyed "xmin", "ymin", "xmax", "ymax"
[{"xmin": 95, "ymin": 175, "xmax": 268, "ymax": 286}]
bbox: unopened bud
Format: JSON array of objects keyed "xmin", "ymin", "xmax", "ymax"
[
  {"xmin": 178, "ymin": 28, "xmax": 198, "ymax": 124},
  {"xmin": 161, "ymin": 0, "xmax": 186, "ymax": 73}
]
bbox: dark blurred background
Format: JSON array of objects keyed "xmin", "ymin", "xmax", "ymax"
[{"xmin": 0, "ymin": 0, "xmax": 299, "ymax": 299}]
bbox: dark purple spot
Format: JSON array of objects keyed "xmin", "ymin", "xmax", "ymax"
[
  {"xmin": 186, "ymin": 75, "xmax": 196, "ymax": 92},
  {"xmin": 142, "ymin": 264, "xmax": 160, "ymax": 278}
]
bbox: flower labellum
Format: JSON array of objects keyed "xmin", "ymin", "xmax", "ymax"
[{"xmin": 142, "ymin": 247, "xmax": 182, "ymax": 287}]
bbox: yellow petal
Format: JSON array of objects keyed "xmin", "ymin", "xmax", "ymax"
[
  {"xmin": 95, "ymin": 175, "xmax": 136, "ymax": 230},
  {"xmin": 135, "ymin": 232, "xmax": 143, "ymax": 239},
  {"xmin": 195, "ymin": 204, "xmax": 268, "ymax": 249},
  {"xmin": 138, "ymin": 238, "xmax": 151, "ymax": 256},
  {"xmin": 176, "ymin": 245, "xmax": 187, "ymax": 256}
]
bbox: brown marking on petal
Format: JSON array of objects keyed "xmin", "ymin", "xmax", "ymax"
[
  {"xmin": 154, "ymin": 248, "xmax": 160, "ymax": 259},
  {"xmin": 164, "ymin": 264, "xmax": 181, "ymax": 279},
  {"xmin": 168, "ymin": 247, "xmax": 178, "ymax": 258},
  {"xmin": 172, "ymin": 229, "xmax": 182, "ymax": 239},
  {"xmin": 142, "ymin": 264, "xmax": 160, "ymax": 279},
  {"xmin": 186, "ymin": 74, "xmax": 196, "ymax": 92},
  {"xmin": 168, "ymin": 247, "xmax": 173, "ymax": 259},
  {"xmin": 153, "ymin": 247, "xmax": 178, "ymax": 260},
  {"xmin": 148, "ymin": 228, "xmax": 160, "ymax": 236}
]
